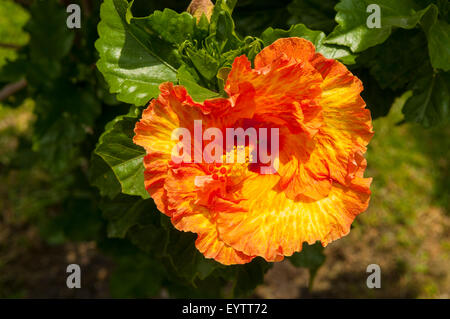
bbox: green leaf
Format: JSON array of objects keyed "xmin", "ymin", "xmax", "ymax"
[
  {"xmin": 427, "ymin": 20, "xmax": 450, "ymax": 71},
  {"xmin": 43, "ymin": 198, "xmax": 104, "ymax": 243},
  {"xmin": 232, "ymin": 258, "xmax": 271, "ymax": 298},
  {"xmin": 127, "ymin": 223, "xmax": 168, "ymax": 255},
  {"xmin": 223, "ymin": 0, "xmax": 238, "ymax": 12},
  {"xmin": 419, "ymin": 2, "xmax": 439, "ymax": 34},
  {"xmin": 161, "ymin": 216, "xmax": 220, "ymax": 284},
  {"xmin": 0, "ymin": 0, "xmax": 29, "ymax": 67},
  {"xmin": 356, "ymin": 29, "xmax": 430, "ymax": 91},
  {"xmin": 288, "ymin": 0, "xmax": 337, "ymax": 33},
  {"xmin": 99, "ymin": 193, "xmax": 168, "ymax": 256},
  {"xmin": 210, "ymin": 0, "xmax": 242, "ymax": 51},
  {"xmin": 0, "ymin": 58, "xmax": 27, "ymax": 83},
  {"xmin": 109, "ymin": 251, "xmax": 165, "ymax": 298},
  {"xmin": 288, "ymin": 242, "xmax": 326, "ymax": 288},
  {"xmin": 27, "ymin": 1, "xmax": 74, "ymax": 61},
  {"xmin": 232, "ymin": 0, "xmax": 291, "ymax": 37},
  {"xmin": 325, "ymin": 0, "xmax": 434, "ymax": 52},
  {"xmin": 100, "ymin": 195, "xmax": 157, "ymax": 238},
  {"xmin": 95, "ymin": 0, "xmax": 178, "ymax": 106},
  {"xmin": 89, "ymin": 153, "xmax": 122, "ymax": 199},
  {"xmin": 94, "ymin": 108, "xmax": 149, "ymax": 199},
  {"xmin": 261, "ymin": 24, "xmax": 357, "ymax": 64},
  {"xmin": 100, "ymin": 194, "xmax": 219, "ymax": 285},
  {"xmin": 211, "ymin": 0, "xmax": 237, "ymax": 20},
  {"xmin": 185, "ymin": 47, "xmax": 221, "ymax": 81},
  {"xmin": 355, "ymin": 69, "xmax": 398, "ymax": 119},
  {"xmin": 402, "ymin": 72, "xmax": 450, "ymax": 127},
  {"xmin": 14, "ymin": 1, "xmax": 75, "ymax": 89},
  {"xmin": 177, "ymin": 65, "xmax": 220, "ymax": 101},
  {"xmin": 133, "ymin": 8, "xmax": 197, "ymax": 45},
  {"xmin": 33, "ymin": 83, "xmax": 100, "ymax": 173}
]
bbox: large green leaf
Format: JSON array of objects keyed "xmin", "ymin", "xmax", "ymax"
[
  {"xmin": 402, "ymin": 72, "xmax": 450, "ymax": 127},
  {"xmin": 325, "ymin": 0, "xmax": 435, "ymax": 52},
  {"xmin": 261, "ymin": 24, "xmax": 356, "ymax": 64},
  {"xmin": 354, "ymin": 29, "xmax": 432, "ymax": 119},
  {"xmin": 356, "ymin": 29, "xmax": 430, "ymax": 91},
  {"xmin": 427, "ymin": 20, "xmax": 450, "ymax": 71},
  {"xmin": 94, "ymin": 108, "xmax": 149, "ymax": 199},
  {"xmin": 95, "ymin": 0, "xmax": 178, "ymax": 106}
]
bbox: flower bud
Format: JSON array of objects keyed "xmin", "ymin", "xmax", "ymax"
[{"xmin": 187, "ymin": 0, "xmax": 214, "ymax": 21}]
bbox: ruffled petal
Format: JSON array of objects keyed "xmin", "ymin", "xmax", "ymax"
[
  {"xmin": 224, "ymin": 54, "xmax": 323, "ymax": 134},
  {"xmin": 216, "ymin": 182, "xmax": 371, "ymax": 262},
  {"xmin": 307, "ymin": 54, "xmax": 374, "ymax": 187},
  {"xmin": 134, "ymin": 82, "xmax": 213, "ymax": 213},
  {"xmin": 165, "ymin": 164, "xmax": 254, "ymax": 265},
  {"xmin": 254, "ymin": 37, "xmax": 316, "ymax": 69}
]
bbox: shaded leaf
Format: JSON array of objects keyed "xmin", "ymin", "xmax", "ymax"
[
  {"xmin": 27, "ymin": 0, "xmax": 74, "ymax": 61},
  {"xmin": 355, "ymin": 69, "xmax": 398, "ymax": 119},
  {"xmin": 110, "ymin": 251, "xmax": 165, "ymax": 298},
  {"xmin": 100, "ymin": 194, "xmax": 157, "ymax": 238},
  {"xmin": 403, "ymin": 72, "xmax": 450, "ymax": 127},
  {"xmin": 288, "ymin": 0, "xmax": 337, "ymax": 33},
  {"xmin": 33, "ymin": 83, "xmax": 100, "ymax": 173},
  {"xmin": 233, "ymin": 0, "xmax": 292, "ymax": 37},
  {"xmin": 427, "ymin": 19, "xmax": 450, "ymax": 71},
  {"xmin": 288, "ymin": 242, "xmax": 326, "ymax": 287},
  {"xmin": 89, "ymin": 153, "xmax": 122, "ymax": 199},
  {"xmin": 233, "ymin": 258, "xmax": 272, "ymax": 297},
  {"xmin": 356, "ymin": 29, "xmax": 430, "ymax": 91},
  {"xmin": 160, "ymin": 215, "xmax": 220, "ymax": 284}
]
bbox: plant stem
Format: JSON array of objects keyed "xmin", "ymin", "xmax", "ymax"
[{"xmin": 0, "ymin": 79, "xmax": 27, "ymax": 102}]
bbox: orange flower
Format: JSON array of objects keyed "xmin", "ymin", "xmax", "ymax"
[{"xmin": 134, "ymin": 37, "xmax": 373, "ymax": 265}]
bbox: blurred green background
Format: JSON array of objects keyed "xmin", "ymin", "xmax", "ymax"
[{"xmin": 0, "ymin": 0, "xmax": 449, "ymax": 298}]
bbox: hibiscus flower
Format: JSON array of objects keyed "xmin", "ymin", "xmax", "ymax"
[{"xmin": 133, "ymin": 37, "xmax": 373, "ymax": 265}]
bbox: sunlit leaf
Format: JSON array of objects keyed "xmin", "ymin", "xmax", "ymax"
[
  {"xmin": 94, "ymin": 108, "xmax": 149, "ymax": 199},
  {"xmin": 95, "ymin": 0, "xmax": 178, "ymax": 106},
  {"xmin": 325, "ymin": 0, "xmax": 436, "ymax": 52}
]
